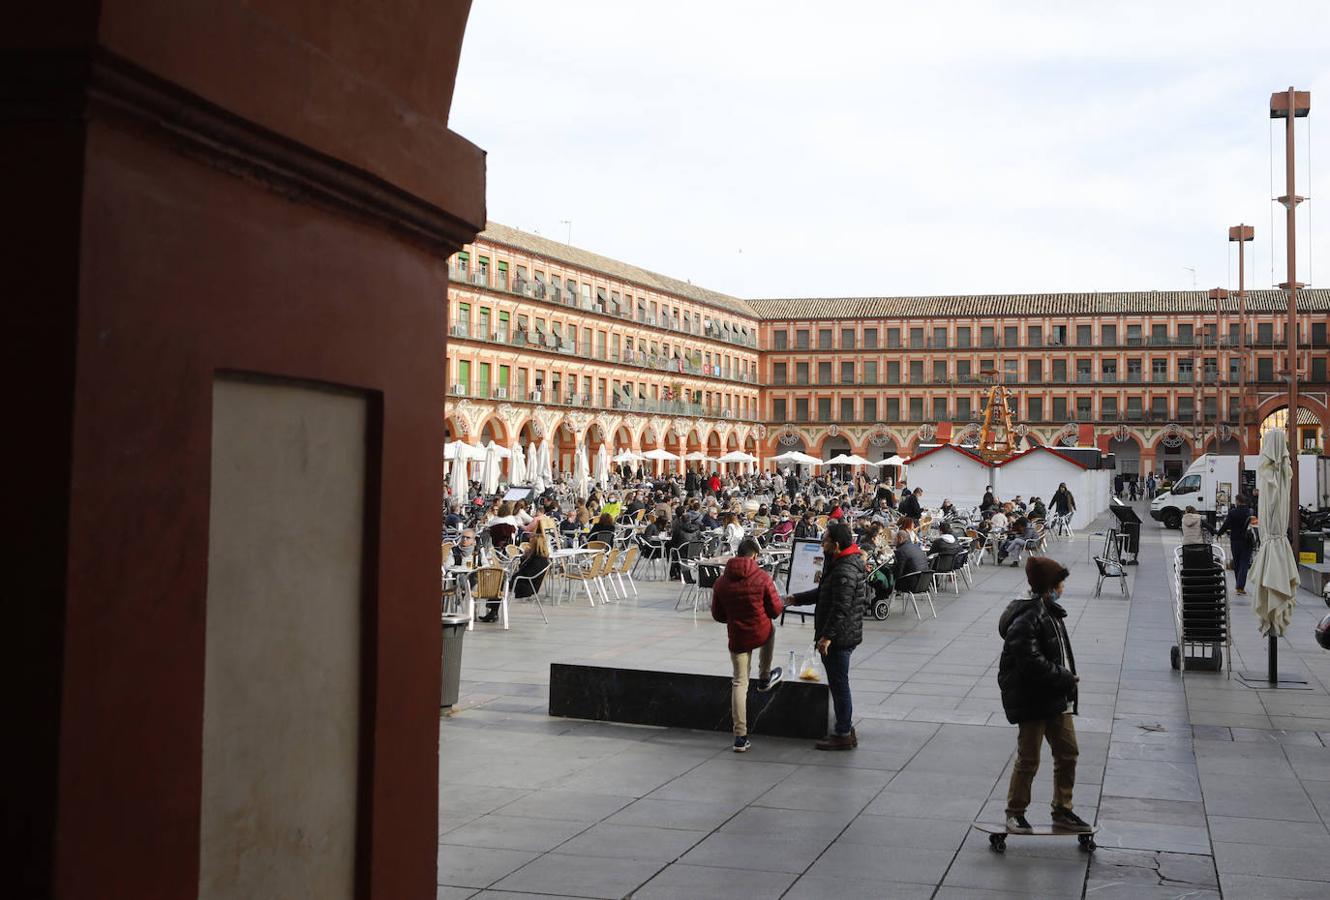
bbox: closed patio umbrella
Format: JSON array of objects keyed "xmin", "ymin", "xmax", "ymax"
[
  {"xmin": 448, "ymin": 451, "xmax": 469, "ymax": 506},
  {"xmin": 595, "ymin": 443, "xmax": 610, "ymax": 489},
  {"xmin": 1249, "ymin": 428, "xmax": 1299, "ymax": 638},
  {"xmin": 508, "ymin": 438, "xmax": 526, "ymax": 483},
  {"xmin": 480, "ymin": 442, "xmax": 501, "ymax": 495},
  {"xmin": 526, "ymin": 442, "xmax": 539, "ymax": 484},
  {"xmin": 573, "ymin": 442, "xmax": 590, "ymax": 500}
]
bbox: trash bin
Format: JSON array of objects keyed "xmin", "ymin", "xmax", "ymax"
[
  {"xmin": 441, "ymin": 613, "xmax": 469, "ymax": 708},
  {"xmin": 1299, "ymin": 531, "xmax": 1324, "ymax": 565}
]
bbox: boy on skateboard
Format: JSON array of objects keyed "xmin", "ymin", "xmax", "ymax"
[{"xmin": 997, "ymin": 557, "xmax": 1090, "ymax": 835}]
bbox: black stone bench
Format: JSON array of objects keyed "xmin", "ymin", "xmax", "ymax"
[{"xmin": 548, "ymin": 662, "xmax": 830, "ymax": 739}]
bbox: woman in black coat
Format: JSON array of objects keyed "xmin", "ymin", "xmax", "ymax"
[
  {"xmin": 787, "ymin": 523, "xmax": 865, "ymax": 751},
  {"xmin": 587, "ymin": 512, "xmax": 617, "ymax": 547}
]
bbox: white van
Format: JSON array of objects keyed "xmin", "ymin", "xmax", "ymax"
[{"xmin": 1149, "ymin": 453, "xmax": 1324, "ymax": 529}]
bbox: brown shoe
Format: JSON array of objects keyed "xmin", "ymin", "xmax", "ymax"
[{"xmin": 815, "ymin": 731, "xmax": 856, "ymax": 751}]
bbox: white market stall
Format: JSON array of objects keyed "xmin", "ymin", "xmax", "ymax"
[
  {"xmin": 994, "ymin": 446, "xmax": 1107, "ymax": 530},
  {"xmin": 900, "ymin": 444, "xmax": 993, "ymax": 510}
]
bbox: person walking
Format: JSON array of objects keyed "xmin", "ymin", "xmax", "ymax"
[
  {"xmin": 1051, "ymin": 483, "xmax": 1076, "ymax": 520},
  {"xmin": 1215, "ymin": 495, "xmax": 1255, "ymax": 595},
  {"xmin": 711, "ymin": 539, "xmax": 784, "ymax": 752},
  {"xmin": 787, "ymin": 523, "xmax": 865, "ymax": 750},
  {"xmin": 998, "ymin": 557, "xmax": 1088, "ymax": 835}
]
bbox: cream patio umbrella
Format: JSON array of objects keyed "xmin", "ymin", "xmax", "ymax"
[
  {"xmin": 1248, "ymin": 428, "xmax": 1300, "ymax": 638},
  {"xmin": 526, "ymin": 442, "xmax": 539, "ymax": 484},
  {"xmin": 448, "ymin": 447, "xmax": 470, "ymax": 506},
  {"xmin": 641, "ymin": 446, "xmax": 679, "ymax": 476},
  {"xmin": 480, "ymin": 442, "xmax": 501, "ymax": 496},
  {"xmin": 573, "ymin": 442, "xmax": 591, "ymax": 500},
  {"xmin": 508, "ymin": 437, "xmax": 526, "ymax": 484},
  {"xmin": 595, "ymin": 443, "xmax": 610, "ymax": 489},
  {"xmin": 770, "ymin": 450, "xmax": 822, "ymax": 467}
]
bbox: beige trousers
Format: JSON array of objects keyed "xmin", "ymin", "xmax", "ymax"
[{"xmin": 730, "ymin": 631, "xmax": 776, "ymax": 737}]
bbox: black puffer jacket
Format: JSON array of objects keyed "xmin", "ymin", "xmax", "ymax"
[
  {"xmin": 997, "ymin": 593, "xmax": 1078, "ymax": 724},
  {"xmin": 791, "ymin": 546, "xmax": 866, "ymax": 651}
]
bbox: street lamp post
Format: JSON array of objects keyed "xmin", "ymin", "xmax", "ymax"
[
  {"xmin": 1270, "ymin": 87, "xmax": 1310, "ymax": 545},
  {"xmin": 1228, "ymin": 225, "xmax": 1254, "ymax": 486},
  {"xmin": 1208, "ymin": 288, "xmax": 1228, "ymax": 463}
]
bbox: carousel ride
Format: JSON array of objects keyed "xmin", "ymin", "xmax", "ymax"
[{"xmin": 976, "ymin": 372, "xmax": 1020, "ymax": 463}]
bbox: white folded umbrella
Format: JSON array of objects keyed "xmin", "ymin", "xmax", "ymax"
[
  {"xmin": 444, "ymin": 440, "xmax": 485, "ymax": 461},
  {"xmin": 481, "ymin": 443, "xmax": 501, "ymax": 495},
  {"xmin": 526, "ymin": 442, "xmax": 539, "ymax": 482},
  {"xmin": 595, "ymin": 443, "xmax": 610, "ymax": 489},
  {"xmin": 1248, "ymin": 428, "xmax": 1300, "ymax": 637},
  {"xmin": 448, "ymin": 453, "xmax": 469, "ymax": 506},
  {"xmin": 573, "ymin": 442, "xmax": 590, "ymax": 500},
  {"xmin": 508, "ymin": 438, "xmax": 526, "ymax": 483}
]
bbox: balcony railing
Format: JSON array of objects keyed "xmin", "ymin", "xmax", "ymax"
[
  {"xmin": 449, "ymin": 326, "xmax": 753, "ymax": 383},
  {"xmin": 447, "ymin": 380, "xmax": 735, "ymax": 418},
  {"xmin": 448, "ymin": 265, "xmax": 758, "ymax": 349}
]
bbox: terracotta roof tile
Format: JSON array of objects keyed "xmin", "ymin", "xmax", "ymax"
[
  {"xmin": 478, "ymin": 222, "xmax": 754, "ymax": 317},
  {"xmin": 745, "ymin": 290, "xmax": 1330, "ymax": 320}
]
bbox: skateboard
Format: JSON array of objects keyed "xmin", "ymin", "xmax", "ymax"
[{"xmin": 971, "ymin": 822, "xmax": 1098, "ymax": 853}]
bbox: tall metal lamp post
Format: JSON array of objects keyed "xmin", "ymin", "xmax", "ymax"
[
  {"xmin": 1228, "ymin": 225, "xmax": 1255, "ymax": 485},
  {"xmin": 1270, "ymin": 87, "xmax": 1310, "ymax": 543}
]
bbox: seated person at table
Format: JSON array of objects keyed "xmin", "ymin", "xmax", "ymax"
[
  {"xmin": 794, "ymin": 511, "xmax": 820, "ymax": 540},
  {"xmin": 512, "ymin": 500, "xmax": 534, "ymax": 527},
  {"xmin": 481, "ymin": 517, "xmax": 555, "ymax": 623},
  {"xmin": 1029, "ymin": 497, "xmax": 1047, "ymax": 520},
  {"xmin": 669, "ymin": 510, "xmax": 704, "ymax": 577},
  {"xmin": 892, "ymin": 530, "xmax": 930, "ymax": 581},
  {"xmin": 998, "ymin": 517, "xmax": 1037, "ymax": 565},
  {"xmin": 639, "ymin": 513, "xmax": 669, "ymax": 556},
  {"xmin": 444, "ymin": 504, "xmax": 464, "ymax": 530},
  {"xmin": 624, "ymin": 491, "xmax": 648, "ymax": 519},
  {"xmin": 559, "ymin": 508, "xmax": 582, "ymax": 542},
  {"xmin": 771, "ymin": 512, "xmax": 795, "ymax": 538},
  {"xmin": 980, "ymin": 488, "xmax": 998, "ymax": 512},
  {"xmin": 601, "ymin": 495, "xmax": 623, "ymax": 520},
  {"xmin": 487, "ymin": 502, "xmax": 518, "ymax": 551},
  {"xmin": 896, "ymin": 516, "xmax": 919, "ymax": 544},
  {"xmin": 587, "ymin": 512, "xmax": 617, "ymax": 546},
  {"xmin": 753, "ymin": 504, "xmax": 772, "ymax": 529},
  {"xmin": 722, "ymin": 512, "xmax": 745, "ymax": 553},
  {"xmin": 700, "ymin": 505, "xmax": 721, "ymax": 530},
  {"xmin": 939, "ymin": 499, "xmax": 956, "ymax": 519},
  {"xmin": 451, "ymin": 528, "xmax": 480, "ymax": 567},
  {"xmin": 575, "ymin": 503, "xmax": 593, "ymax": 527},
  {"xmin": 988, "ymin": 507, "xmax": 1009, "ymax": 536},
  {"xmin": 934, "ymin": 522, "xmax": 958, "ymax": 546}
]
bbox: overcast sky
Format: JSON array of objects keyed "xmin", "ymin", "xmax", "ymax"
[{"xmin": 452, "ymin": 1, "xmax": 1330, "ymax": 299}]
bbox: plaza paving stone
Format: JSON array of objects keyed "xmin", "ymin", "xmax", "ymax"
[{"xmin": 438, "ymin": 502, "xmax": 1330, "ymax": 898}]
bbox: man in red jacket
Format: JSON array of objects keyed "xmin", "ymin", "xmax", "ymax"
[{"xmin": 711, "ymin": 538, "xmax": 784, "ymax": 752}]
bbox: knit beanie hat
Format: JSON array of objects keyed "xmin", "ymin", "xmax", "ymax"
[
  {"xmin": 827, "ymin": 523, "xmax": 855, "ymax": 549},
  {"xmin": 1025, "ymin": 556, "xmax": 1069, "ymax": 595}
]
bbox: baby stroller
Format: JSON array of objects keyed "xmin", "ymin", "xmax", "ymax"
[{"xmin": 866, "ymin": 551, "xmax": 894, "ymax": 620}]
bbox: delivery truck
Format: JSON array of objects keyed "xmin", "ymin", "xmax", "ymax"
[{"xmin": 1149, "ymin": 453, "xmax": 1328, "ymax": 529}]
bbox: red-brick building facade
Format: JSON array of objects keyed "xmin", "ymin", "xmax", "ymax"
[{"xmin": 447, "ymin": 225, "xmax": 1329, "ymax": 480}]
